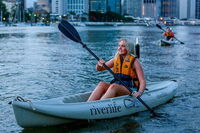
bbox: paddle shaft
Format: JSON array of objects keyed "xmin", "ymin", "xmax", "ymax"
[{"xmin": 80, "ymin": 42, "xmax": 157, "ymax": 115}]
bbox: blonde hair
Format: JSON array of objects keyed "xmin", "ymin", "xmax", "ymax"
[{"xmin": 115, "ymin": 39, "xmax": 135, "ymax": 57}]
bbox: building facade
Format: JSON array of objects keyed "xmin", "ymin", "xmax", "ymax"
[
  {"xmin": 179, "ymin": 0, "xmax": 188, "ymax": 19},
  {"xmin": 35, "ymin": 0, "xmax": 51, "ymax": 13},
  {"xmin": 89, "ymin": 0, "xmax": 107, "ymax": 13},
  {"xmin": 107, "ymin": 0, "xmax": 121, "ymax": 14},
  {"xmin": 196, "ymin": 0, "xmax": 200, "ymax": 19},
  {"xmin": 52, "ymin": 0, "xmax": 63, "ymax": 15},
  {"xmin": 187, "ymin": 0, "xmax": 196, "ymax": 19},
  {"xmin": 156, "ymin": 0, "xmax": 162, "ymax": 17},
  {"xmin": 179, "ymin": 0, "xmax": 196, "ymax": 19},
  {"xmin": 142, "ymin": 0, "xmax": 157, "ymax": 17},
  {"xmin": 161, "ymin": 0, "xmax": 179, "ymax": 18},
  {"xmin": 63, "ymin": 0, "xmax": 89, "ymax": 15},
  {"xmin": 121, "ymin": 0, "xmax": 127, "ymax": 15},
  {"xmin": 121, "ymin": 0, "xmax": 160, "ymax": 18}
]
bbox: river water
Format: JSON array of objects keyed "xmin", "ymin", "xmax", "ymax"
[{"xmin": 0, "ymin": 25, "xmax": 200, "ymax": 133}]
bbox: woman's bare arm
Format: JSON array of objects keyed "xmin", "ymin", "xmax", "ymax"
[
  {"xmin": 132, "ymin": 59, "xmax": 146, "ymax": 97},
  {"xmin": 96, "ymin": 58, "xmax": 114, "ymax": 71}
]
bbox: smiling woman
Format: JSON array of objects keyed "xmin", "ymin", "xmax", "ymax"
[
  {"xmin": 58, "ymin": 19, "xmax": 156, "ymax": 116},
  {"xmin": 87, "ymin": 39, "xmax": 146, "ymax": 101}
]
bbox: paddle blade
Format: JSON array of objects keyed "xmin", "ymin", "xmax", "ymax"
[
  {"xmin": 156, "ymin": 24, "xmax": 162, "ymax": 29},
  {"xmin": 58, "ymin": 19, "xmax": 82, "ymax": 43}
]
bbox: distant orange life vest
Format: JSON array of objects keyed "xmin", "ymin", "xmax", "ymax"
[
  {"xmin": 112, "ymin": 55, "xmax": 139, "ymax": 88},
  {"xmin": 164, "ymin": 32, "xmax": 174, "ymax": 37}
]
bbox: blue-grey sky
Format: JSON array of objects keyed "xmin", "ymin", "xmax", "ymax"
[{"xmin": 26, "ymin": 0, "xmax": 36, "ymax": 8}]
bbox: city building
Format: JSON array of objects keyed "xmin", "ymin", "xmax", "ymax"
[
  {"xmin": 142, "ymin": 0, "xmax": 157, "ymax": 18},
  {"xmin": 89, "ymin": 0, "xmax": 107, "ymax": 13},
  {"xmin": 161, "ymin": 0, "xmax": 179, "ymax": 18},
  {"xmin": 121, "ymin": 0, "xmax": 142, "ymax": 17},
  {"xmin": 132, "ymin": 0, "xmax": 142, "ymax": 17},
  {"xmin": 63, "ymin": 0, "xmax": 89, "ymax": 16},
  {"xmin": 34, "ymin": 0, "xmax": 51, "ymax": 13},
  {"xmin": 156, "ymin": 0, "xmax": 162, "ymax": 17},
  {"xmin": 196, "ymin": 0, "xmax": 200, "ymax": 19},
  {"xmin": 121, "ymin": 0, "xmax": 127, "ymax": 15},
  {"xmin": 179, "ymin": 0, "xmax": 188, "ymax": 19},
  {"xmin": 51, "ymin": 0, "xmax": 63, "ymax": 15},
  {"xmin": 18, "ymin": 0, "xmax": 26, "ymax": 21},
  {"xmin": 179, "ymin": 0, "xmax": 196, "ymax": 19},
  {"xmin": 51, "ymin": 0, "xmax": 89, "ymax": 21},
  {"xmin": 121, "ymin": 0, "xmax": 137, "ymax": 16},
  {"xmin": 121, "ymin": 0, "xmax": 159, "ymax": 18},
  {"xmin": 188, "ymin": 0, "xmax": 196, "ymax": 19},
  {"xmin": 107, "ymin": 0, "xmax": 121, "ymax": 14}
]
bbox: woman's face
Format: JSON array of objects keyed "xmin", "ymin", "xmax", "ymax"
[
  {"xmin": 166, "ymin": 28, "xmax": 170, "ymax": 32},
  {"xmin": 118, "ymin": 40, "xmax": 127, "ymax": 56}
]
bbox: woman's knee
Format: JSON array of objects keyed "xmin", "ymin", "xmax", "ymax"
[
  {"xmin": 108, "ymin": 84, "xmax": 119, "ymax": 91},
  {"xmin": 110, "ymin": 83, "xmax": 119, "ymax": 88},
  {"xmin": 98, "ymin": 81, "xmax": 109, "ymax": 87},
  {"xmin": 108, "ymin": 84, "xmax": 128, "ymax": 93}
]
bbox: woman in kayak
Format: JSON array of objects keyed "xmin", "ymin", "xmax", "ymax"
[
  {"xmin": 163, "ymin": 27, "xmax": 175, "ymax": 41},
  {"xmin": 87, "ymin": 39, "xmax": 146, "ymax": 101}
]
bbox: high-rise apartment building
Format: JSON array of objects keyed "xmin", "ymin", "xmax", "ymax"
[
  {"xmin": 179, "ymin": 0, "xmax": 196, "ymax": 19},
  {"xmin": 121, "ymin": 0, "xmax": 127, "ymax": 15},
  {"xmin": 107, "ymin": 0, "xmax": 121, "ymax": 14},
  {"xmin": 52, "ymin": 0, "xmax": 88, "ymax": 16},
  {"xmin": 89, "ymin": 0, "xmax": 107, "ymax": 13},
  {"xmin": 121, "ymin": 0, "xmax": 160, "ymax": 18},
  {"xmin": 196, "ymin": 0, "xmax": 200, "ymax": 19},
  {"xmin": 35, "ymin": 0, "xmax": 51, "ymax": 13},
  {"xmin": 52, "ymin": 0, "xmax": 63, "ymax": 15},
  {"xmin": 187, "ymin": 0, "xmax": 196, "ymax": 19},
  {"xmin": 161, "ymin": 0, "xmax": 179, "ymax": 18},
  {"xmin": 142, "ymin": 0, "xmax": 157, "ymax": 17},
  {"xmin": 179, "ymin": 0, "xmax": 188, "ymax": 19},
  {"xmin": 121, "ymin": 0, "xmax": 142, "ymax": 17},
  {"xmin": 63, "ymin": 0, "xmax": 89, "ymax": 15}
]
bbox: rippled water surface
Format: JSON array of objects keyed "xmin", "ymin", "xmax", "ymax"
[{"xmin": 0, "ymin": 25, "xmax": 200, "ymax": 133}]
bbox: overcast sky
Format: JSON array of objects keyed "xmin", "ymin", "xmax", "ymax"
[{"xmin": 26, "ymin": 0, "xmax": 36, "ymax": 8}]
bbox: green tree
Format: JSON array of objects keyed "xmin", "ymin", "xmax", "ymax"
[
  {"xmin": 0, "ymin": 0, "xmax": 9, "ymax": 22},
  {"xmin": 89, "ymin": 11, "xmax": 132, "ymax": 22}
]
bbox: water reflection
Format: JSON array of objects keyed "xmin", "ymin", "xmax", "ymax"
[{"xmin": 21, "ymin": 116, "xmax": 140, "ymax": 133}]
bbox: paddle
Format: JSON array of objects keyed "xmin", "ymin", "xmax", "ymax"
[
  {"xmin": 156, "ymin": 24, "xmax": 184, "ymax": 44},
  {"xmin": 58, "ymin": 19, "xmax": 158, "ymax": 117}
]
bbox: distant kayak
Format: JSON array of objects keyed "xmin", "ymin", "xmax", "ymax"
[
  {"xmin": 160, "ymin": 39, "xmax": 178, "ymax": 46},
  {"xmin": 11, "ymin": 80, "xmax": 178, "ymax": 128}
]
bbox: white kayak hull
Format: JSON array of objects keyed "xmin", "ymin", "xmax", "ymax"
[
  {"xmin": 160, "ymin": 39, "xmax": 178, "ymax": 46},
  {"xmin": 12, "ymin": 80, "xmax": 178, "ymax": 127}
]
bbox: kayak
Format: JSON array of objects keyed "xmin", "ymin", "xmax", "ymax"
[
  {"xmin": 160, "ymin": 39, "xmax": 178, "ymax": 46},
  {"xmin": 11, "ymin": 80, "xmax": 178, "ymax": 128}
]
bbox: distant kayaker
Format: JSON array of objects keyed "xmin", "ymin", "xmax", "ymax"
[
  {"xmin": 163, "ymin": 27, "xmax": 175, "ymax": 41},
  {"xmin": 87, "ymin": 39, "xmax": 146, "ymax": 101}
]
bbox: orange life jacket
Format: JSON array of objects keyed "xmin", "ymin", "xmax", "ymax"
[
  {"xmin": 164, "ymin": 32, "xmax": 174, "ymax": 37},
  {"xmin": 112, "ymin": 55, "xmax": 139, "ymax": 88}
]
